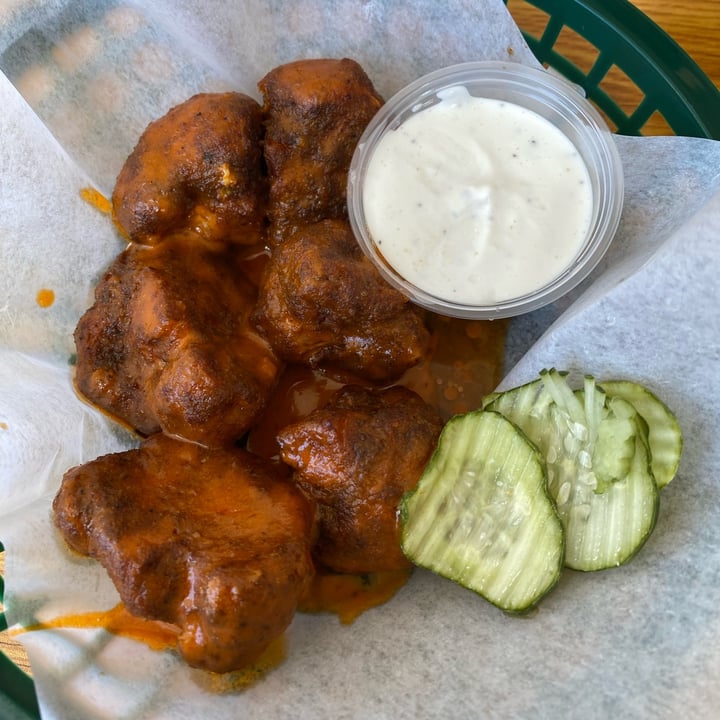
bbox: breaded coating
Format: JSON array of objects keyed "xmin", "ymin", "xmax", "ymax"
[
  {"xmin": 252, "ymin": 219, "xmax": 431, "ymax": 381},
  {"xmin": 259, "ymin": 58, "xmax": 383, "ymax": 244},
  {"xmin": 112, "ymin": 92, "xmax": 267, "ymax": 246},
  {"xmin": 277, "ymin": 385, "xmax": 443, "ymax": 574},
  {"xmin": 74, "ymin": 232, "xmax": 281, "ymax": 446},
  {"xmin": 53, "ymin": 434, "xmax": 316, "ymax": 673}
]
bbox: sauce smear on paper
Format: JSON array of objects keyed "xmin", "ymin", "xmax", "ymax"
[
  {"xmin": 35, "ymin": 288, "xmax": 55, "ymax": 308},
  {"xmin": 193, "ymin": 635, "xmax": 287, "ymax": 692},
  {"xmin": 14, "ymin": 603, "xmax": 286, "ymax": 689},
  {"xmin": 299, "ymin": 569, "xmax": 413, "ymax": 624},
  {"xmin": 80, "ymin": 186, "xmax": 112, "ymax": 214},
  {"xmin": 15, "ymin": 603, "xmax": 178, "ymax": 651}
]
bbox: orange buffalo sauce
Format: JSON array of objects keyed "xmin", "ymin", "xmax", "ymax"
[
  {"xmin": 14, "ymin": 603, "xmax": 179, "ymax": 652},
  {"xmin": 401, "ymin": 314, "xmax": 508, "ymax": 419},
  {"xmin": 247, "ymin": 364, "xmax": 358, "ymax": 460},
  {"xmin": 13, "ymin": 572, "xmax": 399, "ymax": 689},
  {"xmin": 79, "ymin": 186, "xmax": 112, "ymax": 214},
  {"xmin": 14, "ymin": 603, "xmax": 286, "ymax": 690},
  {"xmin": 248, "ymin": 315, "xmax": 508, "ymax": 460},
  {"xmin": 300, "ymin": 568, "xmax": 413, "ymax": 624},
  {"xmin": 35, "ymin": 288, "xmax": 55, "ymax": 308}
]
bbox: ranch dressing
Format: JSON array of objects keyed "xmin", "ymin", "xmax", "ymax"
[{"xmin": 362, "ymin": 86, "xmax": 594, "ymax": 305}]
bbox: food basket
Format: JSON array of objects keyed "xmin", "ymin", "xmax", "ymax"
[
  {"xmin": 0, "ymin": 543, "xmax": 39, "ymax": 720},
  {"xmin": 1, "ymin": 1, "xmax": 719, "ymax": 718},
  {"xmin": 504, "ymin": 0, "xmax": 720, "ymax": 138}
]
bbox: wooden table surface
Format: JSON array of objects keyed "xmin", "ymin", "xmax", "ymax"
[
  {"xmin": 2, "ymin": 0, "xmax": 719, "ymax": 686},
  {"xmin": 630, "ymin": 0, "xmax": 720, "ymax": 90}
]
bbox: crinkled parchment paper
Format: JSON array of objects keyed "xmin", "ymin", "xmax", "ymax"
[{"xmin": 1, "ymin": 1, "xmax": 720, "ymax": 718}]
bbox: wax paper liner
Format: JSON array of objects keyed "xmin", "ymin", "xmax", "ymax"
[{"xmin": 2, "ymin": 2, "xmax": 720, "ymax": 718}]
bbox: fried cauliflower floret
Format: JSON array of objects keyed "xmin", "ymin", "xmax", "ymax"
[
  {"xmin": 74, "ymin": 232, "xmax": 281, "ymax": 446},
  {"xmin": 53, "ymin": 434, "xmax": 316, "ymax": 673},
  {"xmin": 259, "ymin": 58, "xmax": 383, "ymax": 244},
  {"xmin": 112, "ymin": 92, "xmax": 267, "ymax": 245},
  {"xmin": 277, "ymin": 385, "xmax": 443, "ymax": 574},
  {"xmin": 252, "ymin": 219, "xmax": 431, "ymax": 382}
]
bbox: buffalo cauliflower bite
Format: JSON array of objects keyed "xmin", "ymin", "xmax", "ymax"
[
  {"xmin": 112, "ymin": 92, "xmax": 267, "ymax": 246},
  {"xmin": 259, "ymin": 57, "xmax": 383, "ymax": 245},
  {"xmin": 252, "ymin": 219, "xmax": 431, "ymax": 382},
  {"xmin": 73, "ymin": 231, "xmax": 281, "ymax": 447},
  {"xmin": 277, "ymin": 384, "xmax": 443, "ymax": 574},
  {"xmin": 53, "ymin": 434, "xmax": 316, "ymax": 673}
]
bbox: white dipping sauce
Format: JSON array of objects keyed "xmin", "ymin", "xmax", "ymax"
[{"xmin": 362, "ymin": 87, "xmax": 594, "ymax": 305}]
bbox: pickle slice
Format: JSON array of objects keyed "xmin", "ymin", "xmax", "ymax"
[
  {"xmin": 400, "ymin": 410, "xmax": 564, "ymax": 613},
  {"xmin": 599, "ymin": 380, "xmax": 683, "ymax": 489},
  {"xmin": 487, "ymin": 370, "xmax": 659, "ymax": 571}
]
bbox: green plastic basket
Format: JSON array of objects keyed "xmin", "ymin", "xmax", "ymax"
[
  {"xmin": 0, "ymin": 543, "xmax": 40, "ymax": 720},
  {"xmin": 504, "ymin": 0, "xmax": 720, "ymax": 138},
  {"xmin": 2, "ymin": 2, "xmax": 720, "ymax": 718}
]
